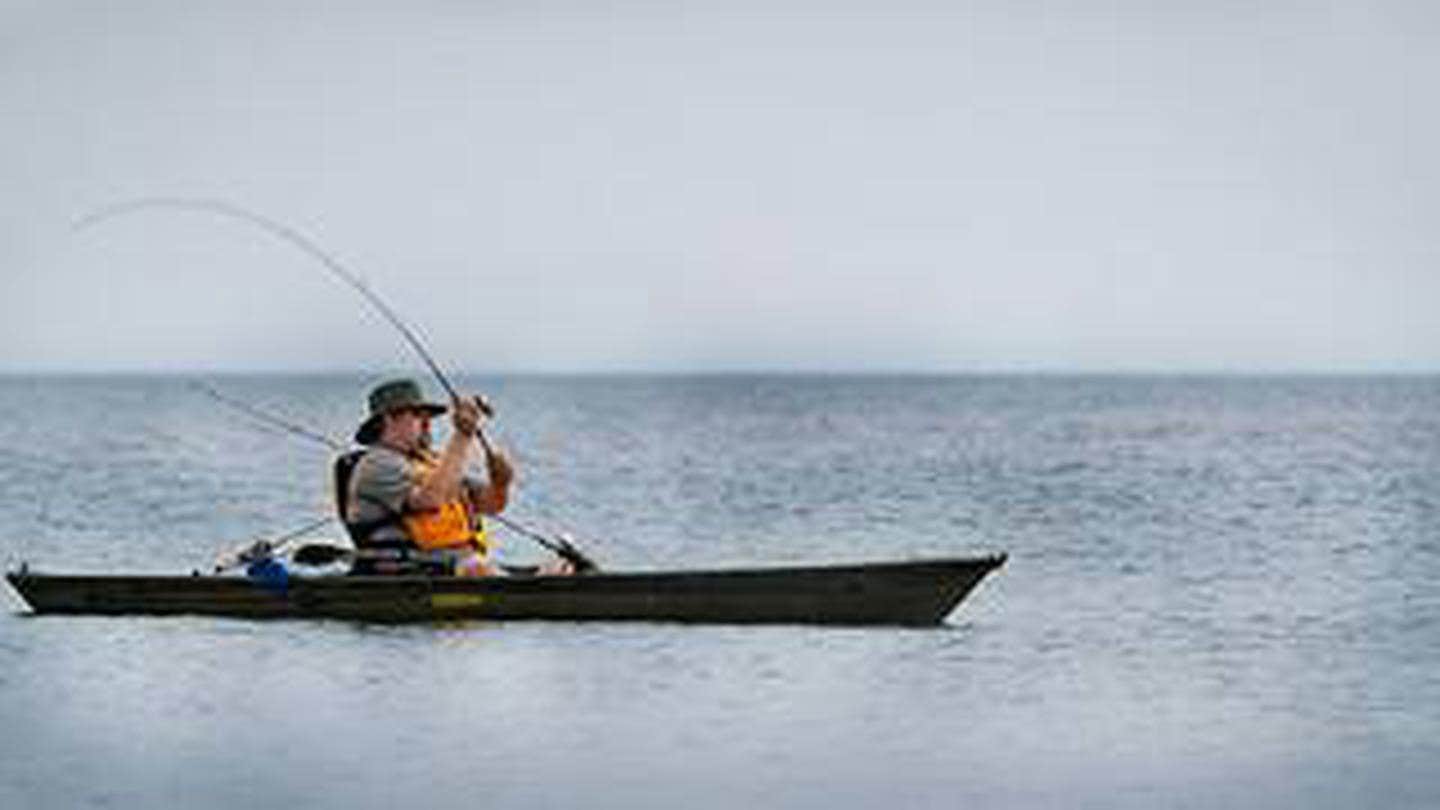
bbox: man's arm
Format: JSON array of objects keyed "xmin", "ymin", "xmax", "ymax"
[
  {"xmin": 467, "ymin": 447, "xmax": 514, "ymax": 515},
  {"xmin": 407, "ymin": 397, "xmax": 481, "ymax": 511}
]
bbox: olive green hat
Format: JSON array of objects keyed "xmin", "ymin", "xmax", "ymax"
[{"xmin": 354, "ymin": 378, "xmax": 447, "ymax": 445}]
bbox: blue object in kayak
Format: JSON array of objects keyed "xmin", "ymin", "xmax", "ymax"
[{"xmin": 245, "ymin": 557, "xmax": 289, "ymax": 593}]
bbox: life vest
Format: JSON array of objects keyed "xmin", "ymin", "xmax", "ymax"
[
  {"xmin": 333, "ymin": 449, "xmax": 373, "ymax": 539},
  {"xmin": 405, "ymin": 505, "xmax": 493, "ymax": 577},
  {"xmin": 333, "ymin": 448, "xmax": 492, "ymax": 559},
  {"xmin": 403, "ymin": 501, "xmax": 474, "ymax": 550}
]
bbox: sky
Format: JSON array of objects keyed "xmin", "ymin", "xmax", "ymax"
[{"xmin": 2, "ymin": 0, "xmax": 1437, "ymax": 373}]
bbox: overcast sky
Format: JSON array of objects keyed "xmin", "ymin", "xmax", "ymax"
[{"xmin": 2, "ymin": 0, "xmax": 1436, "ymax": 373}]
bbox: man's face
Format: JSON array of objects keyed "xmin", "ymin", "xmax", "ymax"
[{"xmin": 384, "ymin": 407, "xmax": 432, "ymax": 451}]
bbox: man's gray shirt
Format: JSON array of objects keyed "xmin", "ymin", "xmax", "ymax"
[
  {"xmin": 346, "ymin": 445, "xmax": 484, "ymax": 546},
  {"xmin": 347, "ymin": 445, "xmax": 413, "ymax": 545}
]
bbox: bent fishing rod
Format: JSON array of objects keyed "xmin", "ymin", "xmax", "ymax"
[
  {"xmin": 77, "ymin": 198, "xmax": 596, "ymax": 569},
  {"xmin": 75, "ymin": 198, "xmax": 496, "ymax": 447}
]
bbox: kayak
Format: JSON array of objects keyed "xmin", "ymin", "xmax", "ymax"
[{"xmin": 5, "ymin": 554, "xmax": 1006, "ymax": 626}]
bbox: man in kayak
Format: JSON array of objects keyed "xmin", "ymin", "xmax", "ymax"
[{"xmin": 343, "ymin": 378, "xmax": 527, "ymax": 576}]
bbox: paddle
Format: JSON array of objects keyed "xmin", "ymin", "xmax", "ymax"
[{"xmin": 289, "ymin": 543, "xmax": 358, "ymax": 567}]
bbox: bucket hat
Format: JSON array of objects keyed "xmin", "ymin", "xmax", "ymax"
[{"xmin": 354, "ymin": 378, "xmax": 447, "ymax": 445}]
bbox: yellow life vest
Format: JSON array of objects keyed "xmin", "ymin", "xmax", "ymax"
[
  {"xmin": 401, "ymin": 452, "xmax": 492, "ymax": 557},
  {"xmin": 402, "ymin": 501, "xmax": 473, "ymax": 550},
  {"xmin": 405, "ymin": 509, "xmax": 493, "ymax": 577}
]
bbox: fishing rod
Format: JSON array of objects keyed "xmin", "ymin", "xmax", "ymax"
[
  {"xmin": 76, "ymin": 198, "xmax": 595, "ymax": 570},
  {"xmin": 74, "ymin": 198, "xmax": 496, "ymax": 453},
  {"xmin": 191, "ymin": 380, "xmax": 599, "ymax": 572},
  {"xmin": 76, "ymin": 200, "xmax": 472, "ymax": 403}
]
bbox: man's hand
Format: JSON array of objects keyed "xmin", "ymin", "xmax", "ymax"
[
  {"xmin": 451, "ymin": 395, "xmax": 481, "ymax": 437},
  {"xmin": 486, "ymin": 446, "xmax": 515, "ymax": 488}
]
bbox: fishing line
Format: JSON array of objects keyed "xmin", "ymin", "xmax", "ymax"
[{"xmin": 191, "ymin": 380, "xmax": 345, "ymax": 451}]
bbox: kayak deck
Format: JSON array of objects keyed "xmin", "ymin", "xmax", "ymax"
[{"xmin": 5, "ymin": 555, "xmax": 1006, "ymax": 626}]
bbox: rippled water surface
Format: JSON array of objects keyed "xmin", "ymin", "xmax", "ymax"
[{"xmin": 2, "ymin": 374, "xmax": 1437, "ymax": 808}]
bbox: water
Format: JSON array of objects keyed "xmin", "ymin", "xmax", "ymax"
[{"xmin": 1, "ymin": 374, "xmax": 1437, "ymax": 808}]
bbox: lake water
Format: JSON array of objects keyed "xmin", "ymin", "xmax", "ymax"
[{"xmin": 1, "ymin": 374, "xmax": 1437, "ymax": 808}]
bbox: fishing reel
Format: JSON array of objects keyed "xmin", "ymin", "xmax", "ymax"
[{"xmin": 553, "ymin": 532, "xmax": 600, "ymax": 574}]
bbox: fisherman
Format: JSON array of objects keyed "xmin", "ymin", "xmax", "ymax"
[{"xmin": 343, "ymin": 378, "xmax": 527, "ymax": 576}]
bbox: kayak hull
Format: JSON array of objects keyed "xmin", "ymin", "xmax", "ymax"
[{"xmin": 5, "ymin": 555, "xmax": 1005, "ymax": 626}]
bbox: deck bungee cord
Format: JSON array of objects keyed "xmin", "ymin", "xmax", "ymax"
[{"xmin": 76, "ymin": 198, "xmax": 598, "ymax": 573}]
